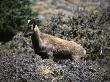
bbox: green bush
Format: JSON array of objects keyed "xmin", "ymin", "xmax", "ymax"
[{"xmin": 0, "ymin": 0, "xmax": 38, "ymax": 42}]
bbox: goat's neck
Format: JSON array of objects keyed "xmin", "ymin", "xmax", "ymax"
[{"xmin": 31, "ymin": 25, "xmax": 43, "ymax": 50}]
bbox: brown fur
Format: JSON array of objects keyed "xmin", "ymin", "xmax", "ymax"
[{"xmin": 24, "ymin": 19, "xmax": 86, "ymax": 62}]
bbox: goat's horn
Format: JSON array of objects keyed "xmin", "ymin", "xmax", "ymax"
[{"xmin": 28, "ymin": 20, "xmax": 31, "ymax": 23}]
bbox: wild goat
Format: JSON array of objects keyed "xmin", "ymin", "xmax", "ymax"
[{"xmin": 24, "ymin": 19, "xmax": 86, "ymax": 62}]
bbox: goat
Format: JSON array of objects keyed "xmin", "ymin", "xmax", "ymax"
[{"xmin": 24, "ymin": 19, "xmax": 86, "ymax": 62}]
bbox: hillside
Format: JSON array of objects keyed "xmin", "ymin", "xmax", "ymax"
[{"xmin": 0, "ymin": 0, "xmax": 110, "ymax": 82}]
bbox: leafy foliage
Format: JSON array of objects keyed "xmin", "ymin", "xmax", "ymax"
[{"xmin": 0, "ymin": 0, "xmax": 38, "ymax": 42}]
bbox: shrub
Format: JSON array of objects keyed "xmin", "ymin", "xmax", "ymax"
[
  {"xmin": 43, "ymin": 10, "xmax": 110, "ymax": 60},
  {"xmin": 0, "ymin": 0, "xmax": 38, "ymax": 42}
]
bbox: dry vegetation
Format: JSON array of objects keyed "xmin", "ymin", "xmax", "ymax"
[{"xmin": 0, "ymin": 0, "xmax": 110, "ymax": 82}]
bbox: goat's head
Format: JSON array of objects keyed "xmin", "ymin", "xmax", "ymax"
[{"xmin": 24, "ymin": 19, "xmax": 38, "ymax": 37}]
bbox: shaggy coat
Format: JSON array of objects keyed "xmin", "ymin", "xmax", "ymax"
[{"xmin": 24, "ymin": 19, "xmax": 86, "ymax": 62}]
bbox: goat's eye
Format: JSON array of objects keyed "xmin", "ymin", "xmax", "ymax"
[
  {"xmin": 28, "ymin": 25, "xmax": 31, "ymax": 28},
  {"xmin": 28, "ymin": 25, "xmax": 33, "ymax": 30}
]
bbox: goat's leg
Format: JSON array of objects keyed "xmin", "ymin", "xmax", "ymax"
[
  {"xmin": 48, "ymin": 51, "xmax": 54, "ymax": 60},
  {"xmin": 46, "ymin": 44, "xmax": 54, "ymax": 60}
]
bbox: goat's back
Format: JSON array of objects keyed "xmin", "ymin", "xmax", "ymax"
[{"xmin": 40, "ymin": 33, "xmax": 86, "ymax": 58}]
